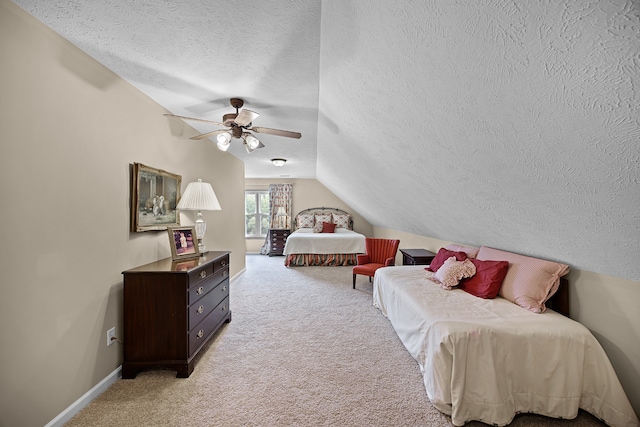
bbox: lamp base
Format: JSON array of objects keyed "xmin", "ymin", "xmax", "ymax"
[
  {"xmin": 194, "ymin": 215, "xmax": 208, "ymax": 256},
  {"xmin": 197, "ymin": 239, "xmax": 208, "ymax": 256}
]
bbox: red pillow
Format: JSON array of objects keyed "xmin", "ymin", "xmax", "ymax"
[
  {"xmin": 459, "ymin": 259, "xmax": 509, "ymax": 299},
  {"xmin": 426, "ymin": 248, "xmax": 468, "ymax": 272},
  {"xmin": 321, "ymin": 221, "xmax": 336, "ymax": 233}
]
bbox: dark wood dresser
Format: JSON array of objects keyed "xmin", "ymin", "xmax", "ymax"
[
  {"xmin": 269, "ymin": 229, "xmax": 290, "ymax": 256},
  {"xmin": 122, "ymin": 251, "xmax": 231, "ymax": 378}
]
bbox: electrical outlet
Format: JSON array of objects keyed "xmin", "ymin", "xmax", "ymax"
[{"xmin": 107, "ymin": 327, "xmax": 116, "ymax": 346}]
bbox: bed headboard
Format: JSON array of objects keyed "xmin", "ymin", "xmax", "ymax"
[
  {"xmin": 547, "ymin": 277, "xmax": 569, "ymax": 317},
  {"xmin": 294, "ymin": 207, "xmax": 354, "ymax": 230}
]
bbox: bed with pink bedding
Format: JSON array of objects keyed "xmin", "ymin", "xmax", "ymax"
[{"xmin": 372, "ymin": 245, "xmax": 639, "ymax": 427}]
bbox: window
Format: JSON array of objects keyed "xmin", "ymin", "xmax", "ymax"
[{"xmin": 245, "ymin": 190, "xmax": 270, "ymax": 237}]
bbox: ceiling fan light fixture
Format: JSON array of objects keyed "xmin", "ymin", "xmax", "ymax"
[
  {"xmin": 216, "ymin": 139, "xmax": 231, "ymax": 152},
  {"xmin": 216, "ymin": 131, "xmax": 232, "ymax": 144},
  {"xmin": 245, "ymin": 134, "xmax": 261, "ymax": 150},
  {"xmin": 271, "ymin": 158, "xmax": 286, "ymax": 167}
]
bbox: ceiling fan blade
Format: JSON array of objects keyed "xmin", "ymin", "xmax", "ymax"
[
  {"xmin": 234, "ymin": 109, "xmax": 259, "ymax": 126},
  {"xmin": 250, "ymin": 127, "xmax": 302, "ymax": 139},
  {"xmin": 190, "ymin": 129, "xmax": 230, "ymax": 140},
  {"xmin": 164, "ymin": 113, "xmax": 225, "ymax": 127}
]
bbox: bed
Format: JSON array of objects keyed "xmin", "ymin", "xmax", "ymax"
[
  {"xmin": 283, "ymin": 207, "xmax": 366, "ymax": 266},
  {"xmin": 372, "ymin": 245, "xmax": 639, "ymax": 427}
]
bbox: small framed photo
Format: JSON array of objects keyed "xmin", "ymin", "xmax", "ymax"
[{"xmin": 167, "ymin": 226, "xmax": 199, "ymax": 260}]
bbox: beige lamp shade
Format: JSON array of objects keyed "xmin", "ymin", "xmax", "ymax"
[
  {"xmin": 177, "ymin": 179, "xmax": 221, "ymax": 211},
  {"xmin": 176, "ymin": 179, "xmax": 221, "ymax": 255}
]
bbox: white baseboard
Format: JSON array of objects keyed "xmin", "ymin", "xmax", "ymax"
[
  {"xmin": 230, "ymin": 266, "xmax": 246, "ymax": 282},
  {"xmin": 45, "ymin": 365, "xmax": 122, "ymax": 427}
]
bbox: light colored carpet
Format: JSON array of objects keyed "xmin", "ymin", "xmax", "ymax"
[{"xmin": 66, "ymin": 255, "xmax": 605, "ymax": 426}]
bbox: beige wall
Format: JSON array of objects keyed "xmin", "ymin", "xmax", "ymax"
[
  {"xmin": 0, "ymin": 3, "xmax": 246, "ymax": 426},
  {"xmin": 373, "ymin": 226, "xmax": 640, "ymax": 415},
  {"xmin": 245, "ymin": 178, "xmax": 373, "ymax": 253}
]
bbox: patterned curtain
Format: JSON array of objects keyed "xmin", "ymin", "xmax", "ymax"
[{"xmin": 260, "ymin": 183, "xmax": 293, "ymax": 255}]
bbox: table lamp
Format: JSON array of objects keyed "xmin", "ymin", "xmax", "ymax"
[{"xmin": 176, "ymin": 179, "xmax": 221, "ymax": 255}]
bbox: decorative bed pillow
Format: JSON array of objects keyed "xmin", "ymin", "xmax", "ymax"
[
  {"xmin": 445, "ymin": 244, "xmax": 480, "ymax": 258},
  {"xmin": 314, "ymin": 214, "xmax": 332, "ymax": 232},
  {"xmin": 332, "ymin": 214, "xmax": 351, "ymax": 229},
  {"xmin": 321, "ymin": 222, "xmax": 336, "ymax": 233},
  {"xmin": 297, "ymin": 214, "xmax": 315, "ymax": 229},
  {"xmin": 476, "ymin": 246, "xmax": 570, "ymax": 313},
  {"xmin": 431, "ymin": 257, "xmax": 476, "ymax": 290},
  {"xmin": 459, "ymin": 259, "xmax": 509, "ymax": 299},
  {"xmin": 426, "ymin": 248, "xmax": 468, "ymax": 272}
]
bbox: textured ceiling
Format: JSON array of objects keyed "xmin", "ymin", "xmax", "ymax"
[
  {"xmin": 12, "ymin": 0, "xmax": 322, "ymax": 178},
  {"xmin": 315, "ymin": 0, "xmax": 640, "ymax": 281},
  {"xmin": 12, "ymin": 0, "xmax": 640, "ymax": 281}
]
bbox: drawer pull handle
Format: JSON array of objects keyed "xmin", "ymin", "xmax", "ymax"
[
  {"xmin": 221, "ymin": 260, "xmax": 227, "ymax": 267},
  {"xmin": 197, "ymin": 286, "xmax": 204, "ymax": 295},
  {"xmin": 196, "ymin": 329, "xmax": 204, "ymax": 339},
  {"xmin": 197, "ymin": 305, "xmax": 204, "ymax": 314},
  {"xmin": 200, "ymin": 271, "xmax": 207, "ymax": 279},
  {"xmin": 223, "ymin": 286, "xmax": 227, "ymax": 292},
  {"xmin": 222, "ymin": 305, "xmax": 227, "ymax": 312}
]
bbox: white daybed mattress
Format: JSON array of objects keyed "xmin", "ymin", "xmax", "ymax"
[
  {"xmin": 283, "ymin": 228, "xmax": 366, "ymax": 255},
  {"xmin": 373, "ymin": 265, "xmax": 639, "ymax": 427}
]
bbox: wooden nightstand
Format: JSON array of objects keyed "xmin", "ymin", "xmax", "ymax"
[
  {"xmin": 269, "ymin": 229, "xmax": 290, "ymax": 256},
  {"xmin": 399, "ymin": 249, "xmax": 436, "ymax": 266}
]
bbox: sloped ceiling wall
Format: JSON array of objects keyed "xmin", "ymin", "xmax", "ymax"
[{"xmin": 318, "ymin": 0, "xmax": 639, "ymax": 281}]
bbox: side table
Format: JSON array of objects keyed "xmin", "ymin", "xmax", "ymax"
[
  {"xmin": 269, "ymin": 229, "xmax": 290, "ymax": 256},
  {"xmin": 399, "ymin": 248, "xmax": 436, "ymax": 266}
]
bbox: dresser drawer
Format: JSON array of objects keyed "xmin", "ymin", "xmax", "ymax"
[
  {"xmin": 188, "ymin": 263, "xmax": 215, "ymax": 288},
  {"xmin": 189, "ymin": 297, "xmax": 230, "ymax": 355},
  {"xmin": 188, "ymin": 268, "xmax": 228, "ymax": 304},
  {"xmin": 212, "ymin": 255, "xmax": 229, "ymax": 273},
  {"xmin": 271, "ymin": 230, "xmax": 289, "ymax": 238},
  {"xmin": 188, "ymin": 280, "xmax": 229, "ymax": 329}
]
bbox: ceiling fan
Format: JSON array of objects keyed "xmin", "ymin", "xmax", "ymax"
[{"xmin": 164, "ymin": 98, "xmax": 301, "ymax": 153}]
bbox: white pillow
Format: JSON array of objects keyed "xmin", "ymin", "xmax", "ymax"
[
  {"xmin": 332, "ymin": 214, "xmax": 351, "ymax": 229},
  {"xmin": 432, "ymin": 257, "xmax": 476, "ymax": 290},
  {"xmin": 297, "ymin": 214, "xmax": 315, "ymax": 229}
]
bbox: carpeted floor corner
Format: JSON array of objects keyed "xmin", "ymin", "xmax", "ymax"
[{"xmin": 65, "ymin": 255, "xmax": 606, "ymax": 426}]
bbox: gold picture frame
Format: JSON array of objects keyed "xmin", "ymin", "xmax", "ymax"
[
  {"xmin": 131, "ymin": 163, "xmax": 181, "ymax": 232},
  {"xmin": 167, "ymin": 226, "xmax": 200, "ymax": 261}
]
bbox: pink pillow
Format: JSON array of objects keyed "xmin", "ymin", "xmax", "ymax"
[
  {"xmin": 321, "ymin": 221, "xmax": 336, "ymax": 233},
  {"xmin": 432, "ymin": 257, "xmax": 477, "ymax": 290},
  {"xmin": 476, "ymin": 246, "xmax": 570, "ymax": 313},
  {"xmin": 459, "ymin": 259, "xmax": 509, "ymax": 299},
  {"xmin": 445, "ymin": 244, "xmax": 480, "ymax": 258},
  {"xmin": 426, "ymin": 248, "xmax": 468, "ymax": 272}
]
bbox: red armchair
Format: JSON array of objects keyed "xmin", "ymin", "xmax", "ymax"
[{"xmin": 352, "ymin": 238, "xmax": 400, "ymax": 289}]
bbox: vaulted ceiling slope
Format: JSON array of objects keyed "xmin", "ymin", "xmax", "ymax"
[
  {"xmin": 316, "ymin": 1, "xmax": 639, "ymax": 282},
  {"xmin": 13, "ymin": 0, "xmax": 640, "ymax": 281}
]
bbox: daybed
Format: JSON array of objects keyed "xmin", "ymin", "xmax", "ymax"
[
  {"xmin": 373, "ymin": 244, "xmax": 639, "ymax": 427},
  {"xmin": 283, "ymin": 207, "xmax": 366, "ymax": 267}
]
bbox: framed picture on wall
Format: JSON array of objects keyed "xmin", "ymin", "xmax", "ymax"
[
  {"xmin": 131, "ymin": 163, "xmax": 181, "ymax": 232},
  {"xmin": 167, "ymin": 226, "xmax": 200, "ymax": 260}
]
